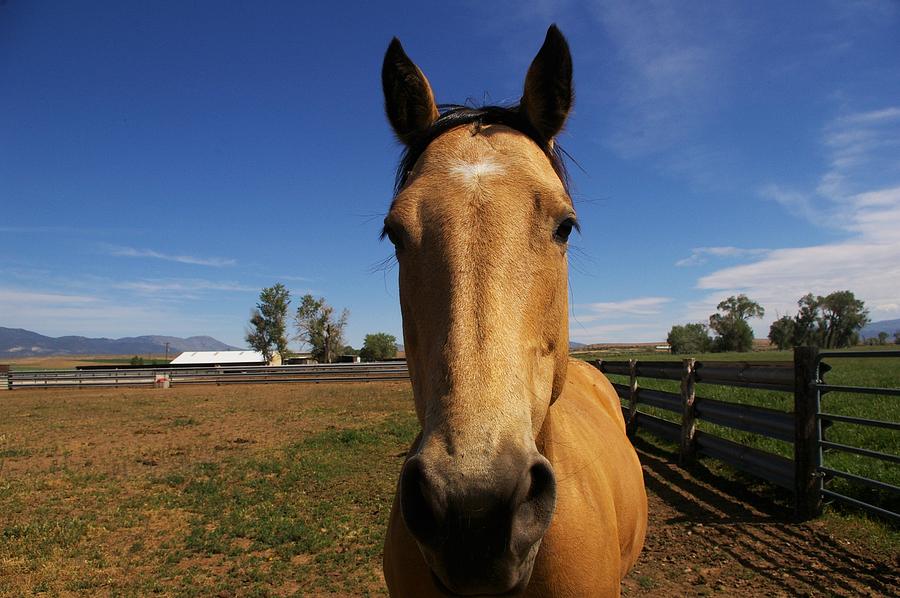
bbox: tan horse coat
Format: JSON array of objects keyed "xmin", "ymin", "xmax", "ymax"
[
  {"xmin": 384, "ymin": 359, "xmax": 647, "ymax": 597},
  {"xmin": 380, "ymin": 25, "xmax": 647, "ymax": 597}
]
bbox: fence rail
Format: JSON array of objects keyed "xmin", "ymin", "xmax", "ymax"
[
  {"xmin": 594, "ymin": 347, "xmax": 899, "ymax": 523},
  {"xmin": 5, "ymin": 351, "xmax": 896, "ymax": 522},
  {"xmin": 812, "ymin": 350, "xmax": 900, "ymax": 523},
  {"xmin": 3, "ymin": 362, "xmax": 409, "ymax": 390}
]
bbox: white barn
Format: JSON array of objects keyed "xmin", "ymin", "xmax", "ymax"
[{"xmin": 170, "ymin": 350, "xmax": 275, "ymax": 366}]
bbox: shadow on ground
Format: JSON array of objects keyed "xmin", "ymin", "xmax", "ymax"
[{"xmin": 623, "ymin": 436, "xmax": 899, "ymax": 597}]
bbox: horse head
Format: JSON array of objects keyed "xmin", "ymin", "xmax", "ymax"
[{"xmin": 382, "ymin": 25, "xmax": 575, "ymax": 595}]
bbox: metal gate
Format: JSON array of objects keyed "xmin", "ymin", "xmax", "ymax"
[{"xmin": 811, "ymin": 350, "xmax": 900, "ymax": 523}]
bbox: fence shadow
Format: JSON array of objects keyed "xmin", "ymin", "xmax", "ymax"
[{"xmin": 633, "ymin": 435, "xmax": 899, "ymax": 597}]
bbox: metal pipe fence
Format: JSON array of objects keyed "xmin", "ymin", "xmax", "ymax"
[
  {"xmin": 5, "ymin": 350, "xmax": 896, "ymax": 523},
  {"xmin": 594, "ymin": 347, "xmax": 899, "ymax": 523},
  {"xmin": 3, "ymin": 362, "xmax": 409, "ymax": 390},
  {"xmin": 812, "ymin": 350, "xmax": 900, "ymax": 524}
]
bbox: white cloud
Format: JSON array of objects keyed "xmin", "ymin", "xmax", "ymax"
[
  {"xmin": 759, "ymin": 107, "xmax": 900, "ymax": 233},
  {"xmin": 0, "ymin": 289, "xmax": 100, "ymax": 305},
  {"xmin": 576, "ymin": 296, "xmax": 671, "ymax": 320},
  {"xmin": 106, "ymin": 245, "xmax": 236, "ymax": 267},
  {"xmin": 820, "ymin": 106, "xmax": 900, "ymax": 201},
  {"xmin": 704, "ymin": 106, "xmax": 900, "ymax": 328},
  {"xmin": 759, "ymin": 185, "xmax": 819, "ymax": 223},
  {"xmin": 835, "ymin": 106, "xmax": 900, "ymax": 126},
  {"xmin": 569, "ymin": 322, "xmax": 660, "ymax": 343},
  {"xmin": 569, "ymin": 296, "xmax": 672, "ymax": 342},
  {"xmin": 0, "ymin": 285, "xmax": 230, "ymax": 339},
  {"xmin": 676, "ymin": 246, "xmax": 770, "ymax": 267},
  {"xmin": 587, "ymin": 1, "xmax": 739, "ymax": 157},
  {"xmin": 114, "ymin": 279, "xmax": 255, "ymax": 296}
]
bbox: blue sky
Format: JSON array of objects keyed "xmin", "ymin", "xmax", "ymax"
[{"xmin": 2, "ymin": 1, "xmax": 899, "ymax": 349}]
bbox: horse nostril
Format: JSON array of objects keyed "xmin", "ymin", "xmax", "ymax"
[
  {"xmin": 511, "ymin": 457, "xmax": 557, "ymax": 553},
  {"xmin": 527, "ymin": 458, "xmax": 556, "ymax": 504},
  {"xmin": 399, "ymin": 457, "xmax": 444, "ymax": 546}
]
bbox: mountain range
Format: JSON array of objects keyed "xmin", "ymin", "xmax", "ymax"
[
  {"xmin": 860, "ymin": 319, "xmax": 900, "ymax": 339},
  {"xmin": 0, "ymin": 327, "xmax": 241, "ymax": 358}
]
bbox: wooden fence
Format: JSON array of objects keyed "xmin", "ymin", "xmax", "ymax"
[
  {"xmin": 594, "ymin": 347, "xmax": 899, "ymax": 522},
  {"xmin": 4, "ymin": 350, "xmax": 896, "ymax": 521}
]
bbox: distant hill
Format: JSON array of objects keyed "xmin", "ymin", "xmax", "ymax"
[
  {"xmin": 861, "ymin": 319, "xmax": 900, "ymax": 339},
  {"xmin": 0, "ymin": 327, "xmax": 241, "ymax": 358}
]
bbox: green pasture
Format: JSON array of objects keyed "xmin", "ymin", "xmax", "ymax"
[{"xmin": 577, "ymin": 348, "xmax": 900, "ymax": 516}]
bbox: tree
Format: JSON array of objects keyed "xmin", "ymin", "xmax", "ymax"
[
  {"xmin": 130, "ymin": 355, "xmax": 144, "ymax": 366},
  {"xmin": 894, "ymin": 331, "xmax": 900, "ymax": 345},
  {"xmin": 245, "ymin": 283, "xmax": 291, "ymax": 362},
  {"xmin": 359, "ymin": 332, "xmax": 398, "ymax": 361},
  {"xmin": 666, "ymin": 323, "xmax": 711, "ymax": 354},
  {"xmin": 791, "ymin": 293, "xmax": 821, "ymax": 347},
  {"xmin": 708, "ymin": 294, "xmax": 765, "ymax": 352},
  {"xmin": 772, "ymin": 290, "xmax": 869, "ymax": 349},
  {"xmin": 816, "ymin": 290, "xmax": 869, "ymax": 349},
  {"xmin": 768, "ymin": 316, "xmax": 796, "ymax": 350},
  {"xmin": 295, "ymin": 294, "xmax": 349, "ymax": 363},
  {"xmin": 877, "ymin": 331, "xmax": 889, "ymax": 345}
]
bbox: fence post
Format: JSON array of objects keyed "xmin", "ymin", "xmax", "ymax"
[
  {"xmin": 679, "ymin": 358, "xmax": 697, "ymax": 465},
  {"xmin": 626, "ymin": 359, "xmax": 638, "ymax": 436},
  {"xmin": 794, "ymin": 346, "xmax": 822, "ymax": 520}
]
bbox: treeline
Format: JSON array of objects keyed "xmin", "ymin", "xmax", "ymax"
[
  {"xmin": 667, "ymin": 290, "xmax": 875, "ymax": 354},
  {"xmin": 245, "ymin": 284, "xmax": 397, "ymax": 363},
  {"xmin": 767, "ymin": 291, "xmax": 871, "ymax": 350}
]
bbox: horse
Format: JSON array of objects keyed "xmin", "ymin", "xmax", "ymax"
[{"xmin": 379, "ymin": 25, "xmax": 647, "ymax": 597}]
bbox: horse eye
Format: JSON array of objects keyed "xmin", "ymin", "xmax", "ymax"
[
  {"xmin": 554, "ymin": 218, "xmax": 577, "ymax": 243},
  {"xmin": 381, "ymin": 225, "xmax": 403, "ymax": 249}
]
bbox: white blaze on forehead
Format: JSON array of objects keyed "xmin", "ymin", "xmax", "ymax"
[{"xmin": 449, "ymin": 158, "xmax": 504, "ymax": 184}]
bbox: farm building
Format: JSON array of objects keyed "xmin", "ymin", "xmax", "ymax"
[
  {"xmin": 170, "ymin": 350, "xmax": 278, "ymax": 367},
  {"xmin": 283, "ymin": 354, "xmax": 316, "ymax": 365}
]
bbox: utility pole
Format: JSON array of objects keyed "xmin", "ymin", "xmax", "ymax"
[{"xmin": 165, "ymin": 342, "xmax": 170, "ymax": 362}]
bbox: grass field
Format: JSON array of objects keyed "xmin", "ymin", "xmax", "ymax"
[
  {"xmin": 4, "ymin": 355, "xmax": 171, "ymax": 371},
  {"xmin": 0, "ymin": 382, "xmax": 417, "ymax": 596},
  {"xmin": 575, "ymin": 348, "xmax": 900, "ymax": 514},
  {"xmin": 1, "ymin": 376, "xmax": 896, "ymax": 596}
]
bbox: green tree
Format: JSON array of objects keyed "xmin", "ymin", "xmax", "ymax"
[
  {"xmin": 130, "ymin": 355, "xmax": 144, "ymax": 366},
  {"xmin": 245, "ymin": 283, "xmax": 291, "ymax": 362},
  {"xmin": 359, "ymin": 332, "xmax": 398, "ymax": 361},
  {"xmin": 894, "ymin": 331, "xmax": 900, "ymax": 345},
  {"xmin": 776, "ymin": 290, "xmax": 869, "ymax": 349},
  {"xmin": 295, "ymin": 294, "xmax": 349, "ymax": 363},
  {"xmin": 666, "ymin": 323, "xmax": 711, "ymax": 354},
  {"xmin": 877, "ymin": 331, "xmax": 889, "ymax": 345},
  {"xmin": 791, "ymin": 294, "xmax": 821, "ymax": 346},
  {"xmin": 708, "ymin": 294, "xmax": 765, "ymax": 352},
  {"xmin": 768, "ymin": 316, "xmax": 796, "ymax": 350},
  {"xmin": 817, "ymin": 290, "xmax": 869, "ymax": 349}
]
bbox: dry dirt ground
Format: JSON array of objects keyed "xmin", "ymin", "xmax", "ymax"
[
  {"xmin": 0, "ymin": 382, "xmax": 896, "ymax": 597},
  {"xmin": 622, "ymin": 436, "xmax": 899, "ymax": 597}
]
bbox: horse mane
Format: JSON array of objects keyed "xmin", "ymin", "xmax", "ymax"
[{"xmin": 393, "ymin": 104, "xmax": 570, "ymax": 194}]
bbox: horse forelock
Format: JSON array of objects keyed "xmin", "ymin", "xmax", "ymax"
[{"xmin": 393, "ymin": 105, "xmax": 569, "ymax": 195}]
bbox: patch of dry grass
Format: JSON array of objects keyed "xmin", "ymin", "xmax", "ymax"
[{"xmin": 0, "ymin": 382, "xmax": 416, "ymax": 597}]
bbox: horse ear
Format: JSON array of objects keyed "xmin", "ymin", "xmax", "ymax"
[
  {"xmin": 382, "ymin": 38, "xmax": 440, "ymax": 145},
  {"xmin": 520, "ymin": 25, "xmax": 573, "ymax": 141}
]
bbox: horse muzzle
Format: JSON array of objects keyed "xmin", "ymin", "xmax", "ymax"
[{"xmin": 399, "ymin": 448, "xmax": 557, "ymax": 596}]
